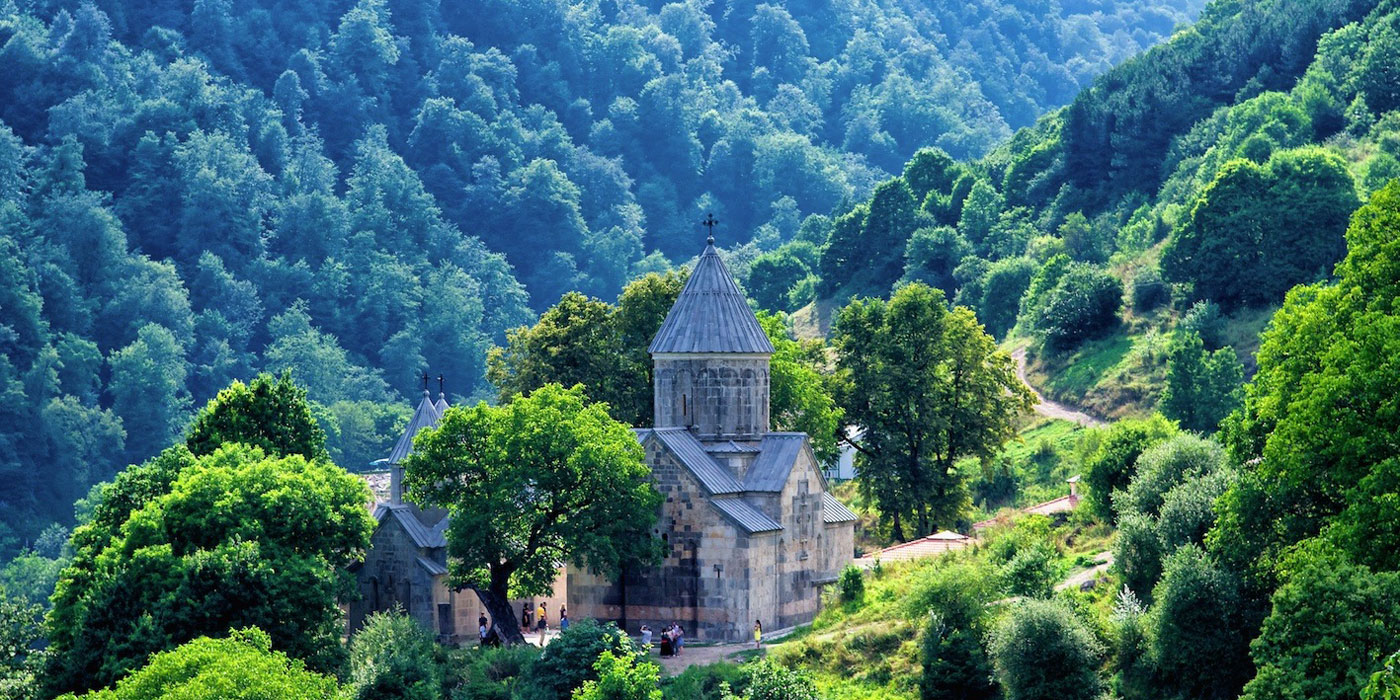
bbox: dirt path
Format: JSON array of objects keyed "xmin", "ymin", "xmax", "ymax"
[
  {"xmin": 650, "ymin": 642, "xmax": 760, "ymax": 675},
  {"xmin": 1011, "ymin": 348, "xmax": 1106, "ymax": 428},
  {"xmin": 1057, "ymin": 551, "xmax": 1115, "ymax": 592}
]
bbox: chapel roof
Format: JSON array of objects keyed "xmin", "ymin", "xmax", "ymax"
[
  {"xmin": 644, "ymin": 428, "xmax": 745, "ymax": 495},
  {"xmin": 648, "ymin": 240, "xmax": 775, "ymax": 355},
  {"xmin": 711, "ymin": 497, "xmax": 783, "ymax": 534},
  {"xmin": 743, "ymin": 433, "xmax": 807, "ymax": 492},
  {"xmin": 388, "ymin": 390, "xmax": 441, "ymax": 465}
]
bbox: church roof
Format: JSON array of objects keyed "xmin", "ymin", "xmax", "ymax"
[
  {"xmin": 374, "ymin": 503, "xmax": 448, "ymax": 548},
  {"xmin": 416, "ymin": 555, "xmax": 448, "ymax": 576},
  {"xmin": 433, "ymin": 392, "xmax": 449, "ymax": 417},
  {"xmin": 388, "ymin": 391, "xmax": 441, "ymax": 465},
  {"xmin": 644, "ymin": 428, "xmax": 745, "ymax": 495},
  {"xmin": 743, "ymin": 433, "xmax": 808, "ymax": 492},
  {"xmin": 711, "ymin": 497, "xmax": 783, "ymax": 534},
  {"xmin": 648, "ymin": 242, "xmax": 775, "ymax": 355},
  {"xmin": 822, "ymin": 493, "xmax": 858, "ymax": 524}
]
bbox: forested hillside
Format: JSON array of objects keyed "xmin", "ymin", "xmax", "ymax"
[
  {"xmin": 0, "ymin": 0, "xmax": 1207, "ymax": 552},
  {"xmin": 780, "ymin": 0, "xmax": 1394, "ymax": 421}
]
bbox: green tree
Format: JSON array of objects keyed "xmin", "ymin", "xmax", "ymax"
[
  {"xmin": 748, "ymin": 250, "xmax": 811, "ymax": 312},
  {"xmin": 107, "ymin": 323, "xmax": 190, "ymax": 463},
  {"xmin": 977, "ymin": 257, "xmax": 1036, "ymax": 340},
  {"xmin": 57, "ymin": 628, "xmax": 340, "ymax": 700},
  {"xmin": 757, "ymin": 312, "xmax": 843, "ymax": 466},
  {"xmin": 185, "ymin": 372, "xmax": 327, "ymax": 461},
  {"xmin": 43, "ymin": 445, "xmax": 372, "ymax": 695},
  {"xmin": 833, "ymin": 283, "xmax": 1034, "ymax": 541},
  {"xmin": 1081, "ymin": 416, "xmax": 1177, "ymax": 521},
  {"xmin": 725, "ymin": 659, "xmax": 820, "ymax": 700},
  {"xmin": 1031, "ymin": 264, "xmax": 1122, "ymax": 348},
  {"xmin": 1162, "ymin": 149, "xmax": 1357, "ymax": 310},
  {"xmin": 0, "ymin": 592, "xmax": 42, "ymax": 700},
  {"xmin": 347, "ymin": 610, "xmax": 443, "ymax": 700},
  {"xmin": 901, "ymin": 226, "xmax": 971, "ymax": 295},
  {"xmin": 1120, "ymin": 435, "xmax": 1228, "ymax": 519},
  {"xmin": 403, "ymin": 385, "xmax": 661, "ymax": 645},
  {"xmin": 989, "ymin": 599, "xmax": 1103, "ymax": 700},
  {"xmin": 1242, "ymin": 544, "xmax": 1400, "ymax": 700},
  {"xmin": 1159, "ymin": 332, "xmax": 1244, "ymax": 433},
  {"xmin": 1148, "ymin": 546, "xmax": 1255, "ymax": 700},
  {"xmin": 532, "ymin": 619, "xmax": 636, "ymax": 700}
]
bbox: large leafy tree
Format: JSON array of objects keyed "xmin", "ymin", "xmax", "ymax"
[
  {"xmin": 757, "ymin": 312, "xmax": 843, "ymax": 466},
  {"xmin": 1214, "ymin": 181, "xmax": 1400, "ymax": 580},
  {"xmin": 989, "ymin": 599, "xmax": 1103, "ymax": 700},
  {"xmin": 1162, "ymin": 148, "xmax": 1358, "ymax": 310},
  {"xmin": 185, "ymin": 372, "xmax": 327, "ymax": 461},
  {"xmin": 402, "ymin": 384, "xmax": 662, "ymax": 645},
  {"xmin": 833, "ymin": 283, "xmax": 1034, "ymax": 541},
  {"xmin": 43, "ymin": 444, "xmax": 372, "ymax": 694}
]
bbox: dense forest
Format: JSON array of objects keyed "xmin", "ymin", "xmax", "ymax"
[{"xmin": 0, "ymin": 0, "xmax": 1209, "ymax": 553}]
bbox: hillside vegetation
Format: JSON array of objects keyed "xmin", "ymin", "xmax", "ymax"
[
  {"xmin": 772, "ymin": 0, "xmax": 1399, "ymax": 422},
  {"xmin": 0, "ymin": 0, "xmax": 1208, "ymax": 550}
]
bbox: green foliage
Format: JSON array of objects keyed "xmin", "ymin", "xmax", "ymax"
[
  {"xmin": 1162, "ymin": 147, "xmax": 1358, "ymax": 310},
  {"xmin": 488, "ymin": 271, "xmax": 685, "ymax": 427},
  {"xmin": 757, "ymin": 312, "xmax": 843, "ymax": 465},
  {"xmin": 1147, "ymin": 546, "xmax": 1254, "ymax": 700},
  {"xmin": 989, "ymin": 599, "xmax": 1103, "ymax": 700},
  {"xmin": 0, "ymin": 592, "xmax": 42, "ymax": 700},
  {"xmin": 838, "ymin": 565, "xmax": 865, "ymax": 605},
  {"xmin": 1031, "ymin": 264, "xmax": 1123, "ymax": 349},
  {"xmin": 1364, "ymin": 650, "xmax": 1400, "ymax": 700},
  {"xmin": 533, "ymin": 619, "xmax": 635, "ymax": 700},
  {"xmin": 724, "ymin": 659, "xmax": 820, "ymax": 700},
  {"xmin": 43, "ymin": 444, "xmax": 372, "ymax": 695},
  {"xmin": 1242, "ymin": 544, "xmax": 1400, "ymax": 700},
  {"xmin": 920, "ymin": 608, "xmax": 997, "ymax": 700},
  {"xmin": 403, "ymin": 385, "xmax": 661, "ymax": 643},
  {"xmin": 56, "ymin": 628, "xmax": 340, "ymax": 699},
  {"xmin": 1119, "ymin": 435, "xmax": 1227, "ymax": 518},
  {"xmin": 901, "ymin": 226, "xmax": 971, "ymax": 295},
  {"xmin": 185, "ymin": 372, "xmax": 327, "ymax": 461},
  {"xmin": 999, "ymin": 543, "xmax": 1057, "ymax": 599},
  {"xmin": 1216, "ymin": 181, "xmax": 1400, "ymax": 579},
  {"xmin": 976, "ymin": 257, "xmax": 1036, "ymax": 340},
  {"xmin": 348, "ymin": 610, "xmax": 444, "ymax": 700},
  {"xmin": 571, "ymin": 650, "xmax": 660, "ymax": 700},
  {"xmin": 1159, "ymin": 331, "xmax": 1243, "ymax": 433},
  {"xmin": 1081, "ymin": 416, "xmax": 1177, "ymax": 521},
  {"xmin": 749, "ymin": 250, "xmax": 812, "ymax": 312},
  {"xmin": 833, "ymin": 283, "xmax": 1035, "ymax": 540}
]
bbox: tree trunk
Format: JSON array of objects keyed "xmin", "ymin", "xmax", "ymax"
[
  {"xmin": 475, "ymin": 567, "xmax": 526, "ymax": 645},
  {"xmin": 891, "ymin": 510, "xmax": 906, "ymax": 544}
]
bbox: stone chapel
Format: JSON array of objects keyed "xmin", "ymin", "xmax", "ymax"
[
  {"xmin": 567, "ymin": 235, "xmax": 857, "ymax": 642},
  {"xmin": 349, "ymin": 234, "xmax": 856, "ymax": 643}
]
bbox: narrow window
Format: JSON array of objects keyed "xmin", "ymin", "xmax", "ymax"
[{"xmin": 682, "ymin": 393, "xmax": 687, "ymax": 416}]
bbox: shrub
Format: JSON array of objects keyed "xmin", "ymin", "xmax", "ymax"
[
  {"xmin": 347, "ymin": 609, "xmax": 443, "ymax": 700},
  {"xmin": 838, "ymin": 565, "xmax": 865, "ymax": 604},
  {"xmin": 989, "ymin": 599, "xmax": 1103, "ymax": 700},
  {"xmin": 1130, "ymin": 267, "xmax": 1170, "ymax": 313},
  {"xmin": 530, "ymin": 619, "xmax": 634, "ymax": 700},
  {"xmin": 571, "ymin": 650, "xmax": 660, "ymax": 700},
  {"xmin": 921, "ymin": 609, "xmax": 996, "ymax": 700},
  {"xmin": 1119, "ymin": 434, "xmax": 1226, "ymax": 518},
  {"xmin": 1000, "ymin": 543, "xmax": 1057, "ymax": 599},
  {"xmin": 723, "ymin": 659, "xmax": 819, "ymax": 700}
]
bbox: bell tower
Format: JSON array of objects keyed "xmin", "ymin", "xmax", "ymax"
[{"xmin": 649, "ymin": 216, "xmax": 774, "ymax": 440}]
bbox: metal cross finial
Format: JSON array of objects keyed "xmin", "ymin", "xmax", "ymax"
[
  {"xmin": 421, "ymin": 371, "xmax": 430, "ymax": 393},
  {"xmin": 437, "ymin": 374, "xmax": 445, "ymax": 395},
  {"xmin": 702, "ymin": 213, "xmax": 718, "ymax": 245}
]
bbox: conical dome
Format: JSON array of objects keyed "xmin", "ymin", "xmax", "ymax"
[
  {"xmin": 388, "ymin": 390, "xmax": 441, "ymax": 465},
  {"xmin": 649, "ymin": 242, "xmax": 775, "ymax": 355}
]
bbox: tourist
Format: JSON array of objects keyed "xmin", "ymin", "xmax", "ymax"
[
  {"xmin": 537, "ymin": 602, "xmax": 548, "ymax": 645},
  {"xmin": 674, "ymin": 623, "xmax": 684, "ymax": 655},
  {"xmin": 479, "ymin": 612, "xmax": 488, "ymax": 632},
  {"xmin": 640, "ymin": 624, "xmax": 652, "ymax": 649},
  {"xmin": 559, "ymin": 607, "xmax": 569, "ymax": 631},
  {"xmin": 479, "ymin": 619, "xmax": 489, "ymax": 646},
  {"xmin": 521, "ymin": 602, "xmax": 531, "ymax": 630},
  {"xmin": 753, "ymin": 620, "xmax": 762, "ymax": 649},
  {"xmin": 659, "ymin": 626, "xmax": 672, "ymax": 657}
]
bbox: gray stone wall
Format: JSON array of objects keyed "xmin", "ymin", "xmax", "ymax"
[
  {"xmin": 348, "ymin": 518, "xmax": 437, "ymax": 633},
  {"xmin": 653, "ymin": 355, "xmax": 770, "ymax": 439}
]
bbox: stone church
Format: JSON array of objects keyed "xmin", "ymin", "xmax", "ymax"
[
  {"xmin": 349, "ymin": 235, "xmax": 856, "ymax": 643},
  {"xmin": 568, "ymin": 236, "xmax": 857, "ymax": 642}
]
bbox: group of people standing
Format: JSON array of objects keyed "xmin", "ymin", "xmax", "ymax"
[
  {"xmin": 476, "ymin": 601, "xmax": 571, "ymax": 648},
  {"xmin": 641, "ymin": 622, "xmax": 686, "ymax": 657}
]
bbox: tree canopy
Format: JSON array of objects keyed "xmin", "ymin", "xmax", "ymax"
[
  {"xmin": 833, "ymin": 282, "xmax": 1034, "ymax": 540},
  {"xmin": 402, "ymin": 384, "xmax": 661, "ymax": 644}
]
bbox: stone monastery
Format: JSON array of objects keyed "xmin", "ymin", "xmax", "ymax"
[{"xmin": 349, "ymin": 235, "xmax": 857, "ymax": 643}]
